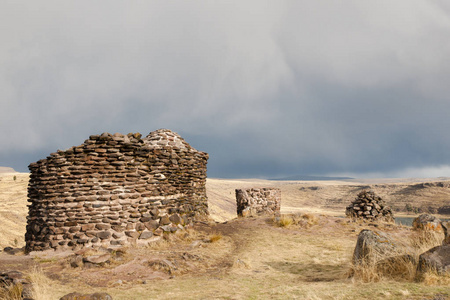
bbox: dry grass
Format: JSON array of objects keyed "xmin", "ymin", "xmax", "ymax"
[
  {"xmin": 0, "ymin": 173, "xmax": 29, "ymax": 249},
  {"xmin": 421, "ymin": 271, "xmax": 450, "ymax": 286},
  {"xmin": 0, "ymin": 283, "xmax": 23, "ymax": 300},
  {"xmin": 1, "ymin": 175, "xmax": 449, "ymax": 299},
  {"xmin": 349, "ymin": 227, "xmax": 445, "ymax": 284},
  {"xmin": 350, "ymin": 254, "xmax": 417, "ymax": 283},
  {"xmin": 27, "ymin": 266, "xmax": 53, "ymax": 300},
  {"xmin": 409, "ymin": 229, "xmax": 445, "ymax": 253},
  {"xmin": 273, "ymin": 213, "xmax": 319, "ymax": 228}
]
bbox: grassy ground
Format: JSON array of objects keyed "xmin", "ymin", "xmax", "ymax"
[
  {"xmin": 21, "ymin": 217, "xmax": 448, "ymax": 300},
  {"xmin": 0, "ymin": 173, "xmax": 28, "ymax": 249},
  {"xmin": 0, "ymin": 173, "xmax": 449, "ymax": 299}
]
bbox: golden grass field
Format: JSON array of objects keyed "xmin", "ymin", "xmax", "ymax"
[{"xmin": 0, "ymin": 172, "xmax": 449, "ymax": 299}]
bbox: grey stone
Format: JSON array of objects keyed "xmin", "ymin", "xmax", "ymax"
[
  {"xmin": 413, "ymin": 214, "xmax": 443, "ymax": 232},
  {"xmin": 352, "ymin": 229, "xmax": 410, "ymax": 265},
  {"xmin": 96, "ymin": 231, "xmax": 112, "ymax": 240},
  {"xmin": 416, "ymin": 244, "xmax": 450, "ymax": 278},
  {"xmin": 139, "ymin": 231, "xmax": 154, "ymax": 240},
  {"xmin": 59, "ymin": 292, "xmax": 113, "ymax": 300},
  {"xmin": 83, "ymin": 254, "xmax": 111, "ymax": 265}
]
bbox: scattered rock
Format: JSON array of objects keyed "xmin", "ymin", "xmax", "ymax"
[
  {"xmin": 69, "ymin": 255, "xmax": 84, "ymax": 268},
  {"xmin": 60, "ymin": 292, "xmax": 113, "ymax": 300},
  {"xmin": 83, "ymin": 254, "xmax": 111, "ymax": 265},
  {"xmin": 148, "ymin": 259, "xmax": 177, "ymax": 274},
  {"xmin": 412, "ymin": 214, "xmax": 443, "ymax": 232},
  {"xmin": 0, "ymin": 270, "xmax": 34, "ymax": 299},
  {"xmin": 3, "ymin": 247, "xmax": 24, "ymax": 255}
]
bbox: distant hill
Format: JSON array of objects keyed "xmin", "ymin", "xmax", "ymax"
[
  {"xmin": 0, "ymin": 167, "xmax": 16, "ymax": 173},
  {"xmin": 269, "ymin": 175, "xmax": 354, "ymax": 181}
]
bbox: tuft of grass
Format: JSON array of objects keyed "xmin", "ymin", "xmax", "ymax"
[
  {"xmin": 273, "ymin": 213, "xmax": 319, "ymax": 228},
  {"xmin": 349, "ymin": 244, "xmax": 417, "ymax": 283},
  {"xmin": 299, "ymin": 213, "xmax": 319, "ymax": 228},
  {"xmin": 27, "ymin": 266, "xmax": 52, "ymax": 300},
  {"xmin": 0, "ymin": 283, "xmax": 23, "ymax": 300},
  {"xmin": 420, "ymin": 271, "xmax": 450, "ymax": 286},
  {"xmin": 208, "ymin": 233, "xmax": 223, "ymax": 243},
  {"xmin": 277, "ymin": 215, "xmax": 294, "ymax": 227}
]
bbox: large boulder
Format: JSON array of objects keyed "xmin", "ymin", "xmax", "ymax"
[
  {"xmin": 416, "ymin": 244, "xmax": 450, "ymax": 278},
  {"xmin": 412, "ymin": 214, "xmax": 443, "ymax": 232},
  {"xmin": 352, "ymin": 229, "xmax": 409, "ymax": 264}
]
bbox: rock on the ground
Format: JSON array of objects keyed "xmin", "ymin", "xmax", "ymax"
[
  {"xmin": 353, "ymin": 229, "xmax": 409, "ymax": 264},
  {"xmin": 416, "ymin": 244, "xmax": 450, "ymax": 278},
  {"xmin": 0, "ymin": 270, "xmax": 34, "ymax": 299},
  {"xmin": 60, "ymin": 292, "xmax": 113, "ymax": 300},
  {"xmin": 412, "ymin": 214, "xmax": 443, "ymax": 232},
  {"xmin": 83, "ymin": 254, "xmax": 111, "ymax": 264},
  {"xmin": 441, "ymin": 221, "xmax": 449, "ymax": 245}
]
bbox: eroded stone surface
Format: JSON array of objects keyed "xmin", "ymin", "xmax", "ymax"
[
  {"xmin": 416, "ymin": 244, "xmax": 450, "ymax": 278},
  {"xmin": 412, "ymin": 214, "xmax": 443, "ymax": 232},
  {"xmin": 352, "ymin": 229, "xmax": 409, "ymax": 265}
]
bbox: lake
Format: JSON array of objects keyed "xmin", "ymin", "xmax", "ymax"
[{"xmin": 395, "ymin": 216, "xmax": 449, "ymax": 227}]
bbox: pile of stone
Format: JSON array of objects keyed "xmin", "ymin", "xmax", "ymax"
[
  {"xmin": 236, "ymin": 188, "xmax": 281, "ymax": 217},
  {"xmin": 345, "ymin": 190, "xmax": 394, "ymax": 222},
  {"xmin": 26, "ymin": 129, "xmax": 209, "ymax": 252}
]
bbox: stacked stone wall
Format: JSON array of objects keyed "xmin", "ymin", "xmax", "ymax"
[
  {"xmin": 236, "ymin": 188, "xmax": 281, "ymax": 217},
  {"xmin": 26, "ymin": 129, "xmax": 208, "ymax": 252}
]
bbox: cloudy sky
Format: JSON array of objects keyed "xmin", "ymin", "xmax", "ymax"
[{"xmin": 1, "ymin": 1, "xmax": 450, "ymax": 178}]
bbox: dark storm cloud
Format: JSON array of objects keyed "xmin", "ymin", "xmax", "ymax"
[{"xmin": 1, "ymin": 1, "xmax": 450, "ymax": 178}]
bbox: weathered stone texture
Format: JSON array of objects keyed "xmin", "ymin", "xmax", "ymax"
[
  {"xmin": 345, "ymin": 190, "xmax": 394, "ymax": 222},
  {"xmin": 26, "ymin": 129, "xmax": 208, "ymax": 252},
  {"xmin": 412, "ymin": 214, "xmax": 443, "ymax": 232},
  {"xmin": 236, "ymin": 188, "xmax": 281, "ymax": 217}
]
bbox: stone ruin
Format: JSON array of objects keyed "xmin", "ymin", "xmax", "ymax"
[
  {"xmin": 345, "ymin": 190, "xmax": 394, "ymax": 222},
  {"xmin": 236, "ymin": 188, "xmax": 281, "ymax": 217},
  {"xmin": 26, "ymin": 129, "xmax": 209, "ymax": 252}
]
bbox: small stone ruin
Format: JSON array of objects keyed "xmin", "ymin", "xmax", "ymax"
[
  {"xmin": 236, "ymin": 188, "xmax": 281, "ymax": 217},
  {"xmin": 345, "ymin": 190, "xmax": 394, "ymax": 222},
  {"xmin": 26, "ymin": 129, "xmax": 209, "ymax": 252}
]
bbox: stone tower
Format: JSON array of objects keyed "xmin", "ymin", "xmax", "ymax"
[{"xmin": 26, "ymin": 129, "xmax": 208, "ymax": 252}]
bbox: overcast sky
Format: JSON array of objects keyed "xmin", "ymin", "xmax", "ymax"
[{"xmin": 1, "ymin": 1, "xmax": 450, "ymax": 178}]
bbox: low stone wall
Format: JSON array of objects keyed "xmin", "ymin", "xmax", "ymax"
[
  {"xmin": 236, "ymin": 188, "xmax": 281, "ymax": 217},
  {"xmin": 26, "ymin": 129, "xmax": 209, "ymax": 252}
]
